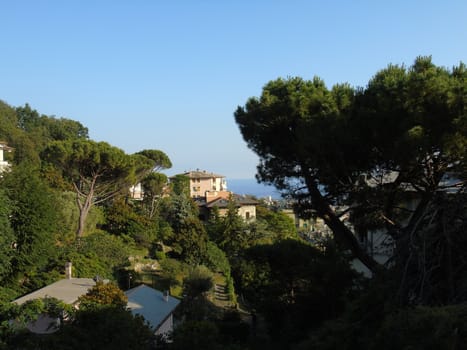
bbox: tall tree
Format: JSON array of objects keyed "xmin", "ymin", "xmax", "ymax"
[
  {"xmin": 43, "ymin": 140, "xmax": 151, "ymax": 238},
  {"xmin": 2, "ymin": 163, "xmax": 58, "ymax": 283},
  {"xmin": 218, "ymin": 196, "xmax": 248, "ymax": 257},
  {"xmin": 140, "ymin": 172, "xmax": 168, "ymax": 218},
  {"xmin": 0, "ymin": 189, "xmax": 15, "ymax": 281},
  {"xmin": 170, "ymin": 174, "xmax": 190, "ymax": 196},
  {"xmin": 134, "ymin": 149, "xmax": 172, "ymax": 172},
  {"xmin": 235, "ymin": 57, "xmax": 467, "ymax": 273}
]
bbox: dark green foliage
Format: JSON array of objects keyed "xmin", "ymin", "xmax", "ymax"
[
  {"xmin": 103, "ymin": 198, "xmax": 158, "ymax": 248},
  {"xmin": 2, "ymin": 163, "xmax": 58, "ymax": 285},
  {"xmin": 170, "ymin": 314, "xmax": 250, "ymax": 350},
  {"xmin": 253, "ymin": 205, "xmax": 298, "ymax": 242},
  {"xmin": 0, "ymin": 101, "xmax": 41, "ymax": 165},
  {"xmin": 174, "ymin": 218, "xmax": 209, "ymax": 265},
  {"xmin": 0, "ymin": 189, "xmax": 14, "ymax": 281},
  {"xmin": 0, "ymin": 286, "xmax": 19, "ymax": 304},
  {"xmin": 162, "ymin": 194, "xmax": 208, "ymax": 264},
  {"xmin": 5, "ymin": 306, "xmax": 153, "ymax": 350},
  {"xmin": 206, "ymin": 206, "xmax": 223, "ymax": 241},
  {"xmin": 205, "ymin": 241, "xmax": 231, "ymax": 275},
  {"xmin": 58, "ymin": 232, "xmax": 130, "ymax": 279},
  {"xmin": 217, "ymin": 310, "xmax": 250, "ymax": 346},
  {"xmin": 182, "ymin": 266, "xmax": 214, "ymax": 299},
  {"xmin": 233, "ymin": 239, "xmax": 358, "ymax": 347},
  {"xmin": 135, "ymin": 149, "xmax": 172, "ymax": 171},
  {"xmin": 0, "ymin": 100, "xmax": 19, "ymax": 140},
  {"xmin": 303, "ymin": 303, "xmax": 467, "ymax": 350},
  {"xmin": 78, "ymin": 282, "xmax": 128, "ymax": 310},
  {"xmin": 170, "ymin": 174, "xmax": 190, "ymax": 196},
  {"xmin": 178, "ymin": 266, "xmax": 217, "ymax": 323},
  {"xmin": 16, "ymin": 103, "xmax": 88, "ymax": 141},
  {"xmin": 170, "ymin": 320, "xmax": 221, "ymax": 350},
  {"xmin": 65, "ymin": 306, "xmax": 153, "ymax": 350},
  {"xmin": 372, "ymin": 305, "xmax": 467, "ymax": 350},
  {"xmin": 235, "ymin": 56, "xmax": 467, "ymax": 273},
  {"xmin": 214, "ymin": 197, "xmax": 248, "ymax": 257},
  {"xmin": 161, "ymin": 194, "xmax": 199, "ymax": 232},
  {"xmin": 158, "ymin": 258, "xmax": 189, "ymax": 292}
]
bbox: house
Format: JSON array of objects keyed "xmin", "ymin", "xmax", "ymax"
[
  {"xmin": 129, "ymin": 182, "xmax": 144, "ymax": 200},
  {"xmin": 180, "ymin": 169, "xmax": 228, "ymax": 198},
  {"xmin": 171, "ymin": 169, "xmax": 259, "ymax": 222},
  {"xmin": 12, "ymin": 263, "xmax": 96, "ymax": 334},
  {"xmin": 125, "ymin": 285, "xmax": 180, "ymax": 339},
  {"xmin": 281, "ymin": 208, "xmax": 314, "ymax": 232},
  {"xmin": 198, "ymin": 194, "xmax": 258, "ymax": 222},
  {"xmin": 0, "ymin": 141, "xmax": 13, "ymax": 173}
]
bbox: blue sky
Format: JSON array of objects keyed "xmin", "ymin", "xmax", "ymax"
[{"xmin": 1, "ymin": 1, "xmax": 466, "ymax": 179}]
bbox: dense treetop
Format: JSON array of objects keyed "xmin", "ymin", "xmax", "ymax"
[{"xmin": 235, "ymin": 56, "xmax": 466, "ymax": 272}]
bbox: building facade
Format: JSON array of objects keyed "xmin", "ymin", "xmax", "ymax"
[
  {"xmin": 0, "ymin": 141, "xmax": 12, "ymax": 173},
  {"xmin": 181, "ymin": 169, "xmax": 228, "ymax": 198}
]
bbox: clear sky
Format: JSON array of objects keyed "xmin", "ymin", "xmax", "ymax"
[{"xmin": 1, "ymin": 1, "xmax": 466, "ymax": 179}]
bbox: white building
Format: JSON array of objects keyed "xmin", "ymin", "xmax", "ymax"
[
  {"xmin": 125, "ymin": 285, "xmax": 180, "ymax": 339},
  {"xmin": 0, "ymin": 141, "xmax": 12, "ymax": 173}
]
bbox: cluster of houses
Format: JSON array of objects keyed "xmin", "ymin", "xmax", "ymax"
[
  {"xmin": 12, "ymin": 263, "xmax": 180, "ymax": 339},
  {"xmin": 131, "ymin": 169, "xmax": 260, "ymax": 222},
  {"xmin": 178, "ymin": 169, "xmax": 258, "ymax": 222}
]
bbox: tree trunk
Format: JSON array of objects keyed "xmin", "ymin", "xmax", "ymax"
[
  {"xmin": 304, "ymin": 174, "xmax": 381, "ymax": 274},
  {"xmin": 76, "ymin": 192, "xmax": 93, "ymax": 238}
]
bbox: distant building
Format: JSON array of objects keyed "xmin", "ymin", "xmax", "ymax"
[
  {"xmin": 129, "ymin": 182, "xmax": 144, "ymax": 200},
  {"xmin": 281, "ymin": 208, "xmax": 314, "ymax": 232},
  {"xmin": 179, "ymin": 169, "xmax": 228, "ymax": 198},
  {"xmin": 0, "ymin": 141, "xmax": 13, "ymax": 173},
  {"xmin": 172, "ymin": 169, "xmax": 259, "ymax": 222},
  {"xmin": 198, "ymin": 194, "xmax": 258, "ymax": 222}
]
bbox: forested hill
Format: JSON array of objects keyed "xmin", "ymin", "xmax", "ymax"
[{"xmin": 0, "ymin": 100, "xmax": 89, "ymax": 165}]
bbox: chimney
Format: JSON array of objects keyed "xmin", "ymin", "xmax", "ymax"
[
  {"xmin": 163, "ymin": 290, "xmax": 169, "ymax": 302},
  {"xmin": 65, "ymin": 262, "xmax": 72, "ymax": 279}
]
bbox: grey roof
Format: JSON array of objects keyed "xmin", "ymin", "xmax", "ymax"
[
  {"xmin": 204, "ymin": 195, "xmax": 259, "ymax": 208},
  {"xmin": 13, "ymin": 278, "xmax": 96, "ymax": 305},
  {"xmin": 125, "ymin": 285, "xmax": 180, "ymax": 330},
  {"xmin": 181, "ymin": 170, "xmax": 225, "ymax": 179}
]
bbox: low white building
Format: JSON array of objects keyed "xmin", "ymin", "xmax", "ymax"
[
  {"xmin": 12, "ymin": 275, "xmax": 96, "ymax": 334},
  {"xmin": 125, "ymin": 285, "xmax": 180, "ymax": 339},
  {"xmin": 0, "ymin": 141, "xmax": 13, "ymax": 173}
]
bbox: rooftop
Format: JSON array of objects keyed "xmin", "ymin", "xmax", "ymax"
[
  {"xmin": 13, "ymin": 278, "xmax": 96, "ymax": 305},
  {"xmin": 125, "ymin": 285, "xmax": 180, "ymax": 331},
  {"xmin": 180, "ymin": 169, "xmax": 225, "ymax": 179},
  {"xmin": 204, "ymin": 194, "xmax": 259, "ymax": 208}
]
